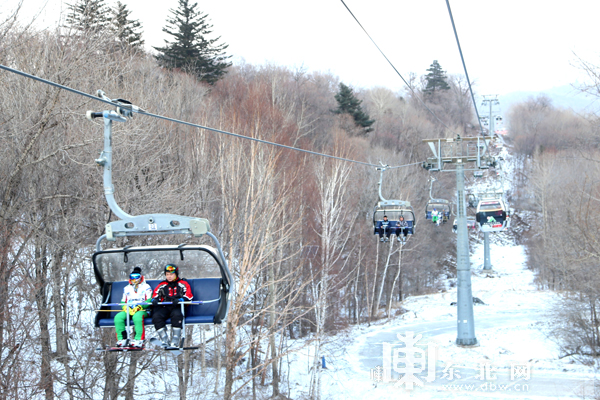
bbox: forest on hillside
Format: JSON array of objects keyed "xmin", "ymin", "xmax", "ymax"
[
  {"xmin": 507, "ymin": 90, "xmax": 600, "ymax": 366},
  {"xmin": 1, "ymin": 2, "xmax": 600, "ymax": 399}
]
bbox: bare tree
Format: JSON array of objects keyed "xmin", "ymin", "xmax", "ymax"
[{"xmin": 308, "ymin": 131, "xmax": 357, "ymax": 400}]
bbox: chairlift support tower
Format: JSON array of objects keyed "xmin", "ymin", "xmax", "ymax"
[
  {"xmin": 423, "ymin": 135, "xmax": 493, "ymax": 346},
  {"xmin": 481, "ymin": 95, "xmax": 500, "ymax": 135}
]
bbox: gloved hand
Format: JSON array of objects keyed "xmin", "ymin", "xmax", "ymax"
[
  {"xmin": 172, "ymin": 298, "xmax": 180, "ymax": 305},
  {"xmin": 130, "ymin": 305, "xmax": 143, "ymax": 315},
  {"xmin": 152, "ymin": 297, "xmax": 159, "ymax": 306},
  {"xmin": 122, "ymin": 305, "xmax": 128, "ymax": 313}
]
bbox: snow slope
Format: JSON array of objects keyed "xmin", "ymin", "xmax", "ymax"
[
  {"xmin": 283, "ymin": 239, "xmax": 596, "ymax": 400},
  {"xmin": 284, "ymin": 144, "xmax": 597, "ymax": 400}
]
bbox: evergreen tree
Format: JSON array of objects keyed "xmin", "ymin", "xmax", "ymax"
[
  {"xmin": 65, "ymin": 0, "xmax": 109, "ymax": 33},
  {"xmin": 154, "ymin": 0, "xmax": 232, "ymax": 85},
  {"xmin": 333, "ymin": 83, "xmax": 375, "ymax": 134},
  {"xmin": 110, "ymin": 2, "xmax": 144, "ymax": 50},
  {"xmin": 424, "ymin": 60, "xmax": 450, "ymax": 96}
]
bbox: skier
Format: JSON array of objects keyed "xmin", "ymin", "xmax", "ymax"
[
  {"xmin": 436, "ymin": 209, "xmax": 443, "ymax": 226},
  {"xmin": 379, "ymin": 215, "xmax": 391, "ymax": 242},
  {"xmin": 431, "ymin": 208, "xmax": 439, "ymax": 225},
  {"xmin": 151, "ymin": 264, "xmax": 193, "ymax": 348},
  {"xmin": 114, "ymin": 266, "xmax": 152, "ymax": 348},
  {"xmin": 396, "ymin": 216, "xmax": 408, "ymax": 243}
]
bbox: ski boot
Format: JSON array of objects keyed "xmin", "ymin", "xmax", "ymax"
[
  {"xmin": 170, "ymin": 328, "xmax": 182, "ymax": 348},
  {"xmin": 155, "ymin": 327, "xmax": 169, "ymax": 348}
]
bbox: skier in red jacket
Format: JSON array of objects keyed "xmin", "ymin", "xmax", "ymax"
[{"xmin": 151, "ymin": 264, "xmax": 193, "ymax": 348}]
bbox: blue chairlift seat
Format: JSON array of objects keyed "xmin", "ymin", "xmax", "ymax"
[
  {"xmin": 93, "ymin": 244, "xmax": 231, "ymax": 328},
  {"xmin": 374, "ymin": 220, "xmax": 393, "ymax": 236},
  {"xmin": 425, "ymin": 200, "xmax": 451, "ymax": 221},
  {"xmin": 374, "ymin": 220, "xmax": 414, "ymax": 236},
  {"xmin": 96, "ymin": 278, "xmax": 224, "ymax": 327}
]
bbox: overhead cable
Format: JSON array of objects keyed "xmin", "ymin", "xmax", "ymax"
[
  {"xmin": 339, "ymin": 0, "xmax": 457, "ymax": 134},
  {"xmin": 444, "ymin": 0, "xmax": 485, "ymax": 136},
  {"xmin": 0, "ymin": 63, "xmax": 420, "ymax": 170}
]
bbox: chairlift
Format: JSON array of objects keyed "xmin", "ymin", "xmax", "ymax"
[
  {"xmin": 475, "ymin": 196, "xmax": 508, "ymax": 232},
  {"xmin": 452, "ymin": 216, "xmax": 477, "ymax": 233},
  {"xmin": 467, "ymin": 193, "xmax": 478, "ymax": 208},
  {"xmin": 372, "ymin": 166, "xmax": 416, "ymax": 240},
  {"xmin": 425, "ymin": 177, "xmax": 451, "ymax": 223},
  {"xmin": 87, "ymin": 93, "xmax": 233, "ymax": 350},
  {"xmin": 93, "ymin": 245, "xmax": 230, "ymax": 327},
  {"xmin": 425, "ymin": 199, "xmax": 451, "ymax": 223},
  {"xmin": 373, "ymin": 201, "xmax": 416, "ymax": 237}
]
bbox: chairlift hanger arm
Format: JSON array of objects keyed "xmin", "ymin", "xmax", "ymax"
[
  {"xmin": 376, "ymin": 165, "xmax": 388, "ymax": 202},
  {"xmin": 88, "ymin": 94, "xmax": 211, "ymax": 242},
  {"xmin": 428, "ymin": 176, "xmax": 437, "ymax": 201}
]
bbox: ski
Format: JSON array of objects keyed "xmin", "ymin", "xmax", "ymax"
[
  {"xmin": 149, "ymin": 337, "xmax": 166, "ymax": 347},
  {"xmin": 148, "ymin": 337, "xmax": 198, "ymax": 354},
  {"xmin": 166, "ymin": 348, "xmax": 183, "ymax": 356}
]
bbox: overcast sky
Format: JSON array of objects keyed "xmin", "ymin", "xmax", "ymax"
[{"xmin": 5, "ymin": 0, "xmax": 600, "ymax": 100}]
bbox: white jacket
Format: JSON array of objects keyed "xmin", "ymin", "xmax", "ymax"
[{"xmin": 120, "ymin": 278, "xmax": 153, "ymax": 307}]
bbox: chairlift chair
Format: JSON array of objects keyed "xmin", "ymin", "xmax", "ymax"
[
  {"xmin": 467, "ymin": 193, "xmax": 478, "ymax": 208},
  {"xmin": 373, "ymin": 200, "xmax": 416, "ymax": 237},
  {"xmin": 87, "ymin": 94, "xmax": 233, "ymax": 350},
  {"xmin": 476, "ymin": 197, "xmax": 508, "ymax": 232},
  {"xmin": 93, "ymin": 244, "xmax": 231, "ymax": 328},
  {"xmin": 467, "ymin": 216, "xmax": 477, "ymax": 229},
  {"xmin": 372, "ymin": 165, "xmax": 416, "ymax": 239},
  {"xmin": 425, "ymin": 199, "xmax": 451, "ymax": 223},
  {"xmin": 452, "ymin": 216, "xmax": 478, "ymax": 233},
  {"xmin": 425, "ymin": 177, "xmax": 451, "ymax": 223}
]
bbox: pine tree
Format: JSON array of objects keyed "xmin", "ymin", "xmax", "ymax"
[
  {"xmin": 154, "ymin": 0, "xmax": 232, "ymax": 85},
  {"xmin": 65, "ymin": 0, "xmax": 109, "ymax": 33},
  {"xmin": 424, "ymin": 60, "xmax": 450, "ymax": 96},
  {"xmin": 333, "ymin": 83, "xmax": 375, "ymax": 134},
  {"xmin": 110, "ymin": 2, "xmax": 144, "ymax": 50}
]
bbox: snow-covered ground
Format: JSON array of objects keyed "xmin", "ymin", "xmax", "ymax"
[
  {"xmin": 284, "ymin": 142, "xmax": 597, "ymax": 399},
  {"xmin": 284, "ymin": 237, "xmax": 597, "ymax": 399},
  {"xmin": 267, "ymin": 142, "xmax": 598, "ymax": 400}
]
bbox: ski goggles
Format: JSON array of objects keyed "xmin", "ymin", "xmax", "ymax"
[
  {"xmin": 129, "ymin": 273, "xmax": 141, "ymax": 280},
  {"xmin": 165, "ymin": 265, "xmax": 177, "ymax": 273}
]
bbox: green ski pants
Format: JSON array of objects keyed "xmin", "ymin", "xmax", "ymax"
[{"xmin": 114, "ymin": 310, "xmax": 147, "ymax": 340}]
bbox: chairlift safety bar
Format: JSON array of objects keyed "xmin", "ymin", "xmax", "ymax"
[{"xmin": 100, "ymin": 300, "xmax": 220, "ymax": 307}]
